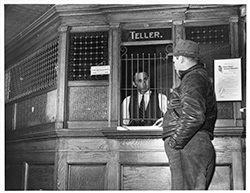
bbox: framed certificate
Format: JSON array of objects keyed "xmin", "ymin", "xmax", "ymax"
[{"xmin": 214, "ymin": 58, "xmax": 242, "ymax": 101}]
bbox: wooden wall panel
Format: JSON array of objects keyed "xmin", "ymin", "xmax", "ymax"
[
  {"xmin": 6, "ymin": 139, "xmax": 57, "ymax": 153},
  {"xmin": 68, "ymin": 87, "xmax": 108, "ymax": 121},
  {"xmin": 6, "ymin": 152, "xmax": 55, "ymax": 164},
  {"xmin": 5, "ymin": 104, "xmax": 14, "ymax": 130},
  {"xmin": 121, "ymin": 165, "xmax": 171, "ymax": 190},
  {"xmin": 119, "ymin": 138, "xmax": 164, "ymax": 150},
  {"xmin": 68, "ymin": 164, "xmax": 106, "ymax": 190},
  {"xmin": 209, "ymin": 165, "xmax": 231, "ymax": 190},
  {"xmin": 16, "ymin": 90, "xmax": 57, "ymax": 129},
  {"xmin": 120, "ymin": 164, "xmax": 232, "ymax": 190},
  {"xmin": 27, "ymin": 164, "xmax": 54, "ymax": 190},
  {"xmin": 120, "ymin": 152, "xmax": 167, "ymax": 164},
  {"xmin": 5, "ymin": 163, "xmax": 24, "ymax": 190},
  {"xmin": 65, "ymin": 138, "xmax": 109, "ymax": 151}
]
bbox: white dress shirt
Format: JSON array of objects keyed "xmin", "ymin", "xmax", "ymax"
[{"xmin": 122, "ymin": 90, "xmax": 168, "ymax": 125}]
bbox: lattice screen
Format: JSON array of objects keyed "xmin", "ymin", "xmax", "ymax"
[
  {"xmin": 5, "ymin": 37, "xmax": 59, "ymax": 102},
  {"xmin": 185, "ymin": 25, "xmax": 229, "ymax": 44},
  {"xmin": 186, "ymin": 25, "xmax": 230, "ymax": 76},
  {"xmin": 68, "ymin": 31, "xmax": 109, "ymax": 81},
  {"xmin": 186, "ymin": 24, "xmax": 232, "ymax": 119}
]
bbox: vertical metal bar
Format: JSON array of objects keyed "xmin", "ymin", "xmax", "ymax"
[
  {"xmin": 142, "ymin": 53, "xmax": 145, "ymax": 73},
  {"xmin": 159, "ymin": 52, "xmax": 163, "ymax": 116},
  {"xmin": 136, "ymin": 53, "xmax": 139, "ymax": 120},
  {"xmin": 142, "ymin": 53, "xmax": 145, "ymax": 120},
  {"xmin": 154, "ymin": 53, "xmax": 157, "ymax": 119},
  {"xmin": 148, "ymin": 53, "xmax": 151, "ymax": 121},
  {"xmin": 131, "ymin": 54, "xmax": 134, "ymax": 121},
  {"xmin": 125, "ymin": 54, "xmax": 128, "ymax": 123}
]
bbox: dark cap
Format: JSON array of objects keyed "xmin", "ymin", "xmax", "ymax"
[{"xmin": 173, "ymin": 39, "xmax": 200, "ymax": 58}]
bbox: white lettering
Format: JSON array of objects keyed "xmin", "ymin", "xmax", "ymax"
[
  {"xmin": 149, "ymin": 32, "xmax": 154, "ymax": 38},
  {"xmin": 130, "ymin": 31, "xmax": 136, "ymax": 40},
  {"xmin": 129, "ymin": 30, "xmax": 163, "ymax": 40},
  {"xmin": 135, "ymin": 33, "xmax": 140, "ymax": 39},
  {"xmin": 154, "ymin": 32, "xmax": 160, "ymax": 38}
]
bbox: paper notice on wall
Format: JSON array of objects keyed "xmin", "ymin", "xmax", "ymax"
[
  {"xmin": 214, "ymin": 58, "xmax": 242, "ymax": 101},
  {"xmin": 91, "ymin": 65, "xmax": 110, "ymax": 76}
]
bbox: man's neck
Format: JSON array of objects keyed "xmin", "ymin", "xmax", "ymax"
[{"xmin": 138, "ymin": 90, "xmax": 150, "ymax": 95}]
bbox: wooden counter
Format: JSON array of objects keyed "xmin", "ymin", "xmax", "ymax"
[{"xmin": 5, "ymin": 126, "xmax": 245, "ymax": 190}]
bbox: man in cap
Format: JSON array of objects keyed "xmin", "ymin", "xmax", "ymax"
[{"xmin": 161, "ymin": 39, "xmax": 217, "ymax": 189}]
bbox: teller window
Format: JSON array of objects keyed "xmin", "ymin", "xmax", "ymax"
[{"xmin": 120, "ymin": 44, "xmax": 173, "ymax": 127}]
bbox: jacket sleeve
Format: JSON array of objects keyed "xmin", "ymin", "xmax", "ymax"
[{"xmin": 169, "ymin": 73, "xmax": 208, "ymax": 149}]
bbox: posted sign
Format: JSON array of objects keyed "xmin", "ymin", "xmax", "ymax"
[
  {"xmin": 214, "ymin": 58, "xmax": 242, "ymax": 101},
  {"xmin": 91, "ymin": 65, "xmax": 110, "ymax": 76}
]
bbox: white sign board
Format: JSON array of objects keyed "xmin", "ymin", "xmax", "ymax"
[
  {"xmin": 91, "ymin": 65, "xmax": 110, "ymax": 76},
  {"xmin": 214, "ymin": 58, "xmax": 242, "ymax": 101}
]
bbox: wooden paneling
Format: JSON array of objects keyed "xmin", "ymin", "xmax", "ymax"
[
  {"xmin": 5, "ymin": 163, "xmax": 24, "ymax": 190},
  {"xmin": 209, "ymin": 165, "xmax": 231, "ymax": 190},
  {"xmin": 5, "ymin": 130, "xmax": 245, "ymax": 190},
  {"xmin": 27, "ymin": 164, "xmax": 54, "ymax": 190},
  {"xmin": 5, "ymin": 138, "xmax": 56, "ymax": 190},
  {"xmin": 5, "ymin": 104, "xmax": 14, "ymax": 130},
  {"xmin": 15, "ymin": 90, "xmax": 57, "ymax": 129},
  {"xmin": 121, "ymin": 165, "xmax": 171, "ymax": 190},
  {"xmin": 121, "ymin": 164, "xmax": 232, "ymax": 190},
  {"xmin": 68, "ymin": 164, "xmax": 106, "ymax": 190},
  {"xmin": 6, "ymin": 138, "xmax": 57, "ymax": 155},
  {"xmin": 68, "ymin": 87, "xmax": 108, "ymax": 121}
]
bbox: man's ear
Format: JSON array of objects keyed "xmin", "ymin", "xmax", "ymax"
[
  {"xmin": 132, "ymin": 81, "xmax": 137, "ymax": 87},
  {"xmin": 179, "ymin": 55, "xmax": 185, "ymax": 63}
]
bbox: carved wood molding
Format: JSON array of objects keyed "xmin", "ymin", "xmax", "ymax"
[
  {"xmin": 5, "ymin": 124, "xmax": 245, "ymax": 142},
  {"xmin": 102, "ymin": 127, "xmax": 245, "ymax": 139}
]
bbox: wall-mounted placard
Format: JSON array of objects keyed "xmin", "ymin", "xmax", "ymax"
[
  {"xmin": 214, "ymin": 58, "xmax": 242, "ymax": 101},
  {"xmin": 91, "ymin": 65, "xmax": 110, "ymax": 76}
]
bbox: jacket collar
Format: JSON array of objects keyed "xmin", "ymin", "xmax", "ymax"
[{"xmin": 178, "ymin": 63, "xmax": 205, "ymax": 80}]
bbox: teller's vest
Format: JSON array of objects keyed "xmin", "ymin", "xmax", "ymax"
[{"xmin": 129, "ymin": 91, "xmax": 162, "ymax": 126}]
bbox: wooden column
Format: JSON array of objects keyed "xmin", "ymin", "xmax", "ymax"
[
  {"xmin": 106, "ymin": 139, "xmax": 120, "ymax": 190},
  {"xmin": 230, "ymin": 17, "xmax": 242, "ymax": 125},
  {"xmin": 109, "ymin": 23, "xmax": 121, "ymax": 127},
  {"xmin": 54, "ymin": 138, "xmax": 68, "ymax": 190},
  {"xmin": 231, "ymin": 137, "xmax": 244, "ymax": 189},
  {"xmin": 54, "ymin": 25, "xmax": 71, "ymax": 190},
  {"xmin": 55, "ymin": 26, "xmax": 71, "ymax": 129}
]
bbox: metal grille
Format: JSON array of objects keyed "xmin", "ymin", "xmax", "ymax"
[
  {"xmin": 68, "ymin": 31, "xmax": 109, "ymax": 81},
  {"xmin": 5, "ymin": 37, "xmax": 59, "ymax": 102},
  {"xmin": 121, "ymin": 44, "xmax": 173, "ymax": 126},
  {"xmin": 186, "ymin": 25, "xmax": 229, "ymax": 44},
  {"xmin": 186, "ymin": 24, "xmax": 232, "ymax": 119}
]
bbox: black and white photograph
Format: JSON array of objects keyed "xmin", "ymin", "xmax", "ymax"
[{"xmin": 2, "ymin": 1, "xmax": 247, "ymax": 191}]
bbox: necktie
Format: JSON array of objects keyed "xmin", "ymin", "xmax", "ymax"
[{"xmin": 139, "ymin": 94, "xmax": 145, "ymax": 118}]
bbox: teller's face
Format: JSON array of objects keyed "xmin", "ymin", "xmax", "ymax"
[{"xmin": 133, "ymin": 72, "xmax": 150, "ymax": 94}]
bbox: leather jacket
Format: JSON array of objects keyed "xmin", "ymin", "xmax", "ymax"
[{"xmin": 162, "ymin": 63, "xmax": 217, "ymax": 149}]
